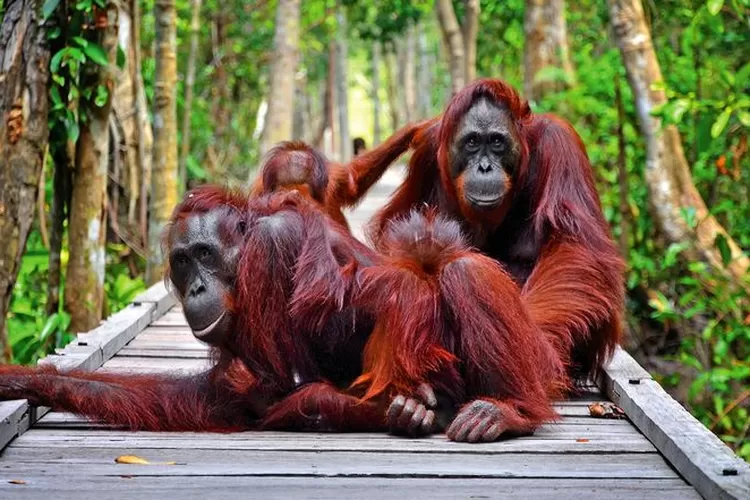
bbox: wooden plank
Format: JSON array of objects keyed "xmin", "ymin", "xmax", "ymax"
[
  {"xmin": 0, "ymin": 477, "xmax": 700, "ymax": 499},
  {"xmin": 10, "ymin": 427, "xmax": 656, "ymax": 453},
  {"xmin": 0, "ymin": 302, "xmax": 155, "ymax": 451},
  {"xmin": 99, "ymin": 357, "xmax": 210, "ymax": 375},
  {"xmin": 602, "ymin": 355, "xmax": 750, "ymax": 499},
  {"xmin": 131, "ymin": 281, "xmax": 179, "ymax": 321},
  {"xmin": 0, "ymin": 449, "xmax": 679, "ymax": 479},
  {"xmin": 117, "ymin": 347, "xmax": 210, "ymax": 359},
  {"xmin": 69, "ymin": 302, "xmax": 155, "ymax": 366}
]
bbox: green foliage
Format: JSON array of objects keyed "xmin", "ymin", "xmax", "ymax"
[
  {"xmin": 8, "ymin": 231, "xmax": 146, "ymax": 365},
  {"xmin": 472, "ymin": 0, "xmax": 750, "ymax": 459}
]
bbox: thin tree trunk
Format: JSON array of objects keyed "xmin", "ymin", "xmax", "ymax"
[
  {"xmin": 292, "ymin": 73, "xmax": 307, "ymax": 140},
  {"xmin": 179, "ymin": 0, "xmax": 202, "ymax": 190},
  {"xmin": 47, "ymin": 148, "xmax": 72, "ymax": 317},
  {"xmin": 615, "ymin": 74, "xmax": 629, "ymax": 260},
  {"xmin": 524, "ymin": 0, "xmax": 576, "ymax": 101},
  {"xmin": 372, "ymin": 42, "xmax": 382, "ymax": 145},
  {"xmin": 206, "ymin": 9, "xmax": 230, "ymax": 176},
  {"xmin": 259, "ymin": 0, "xmax": 301, "ymax": 157},
  {"xmin": 0, "ymin": 0, "xmax": 50, "ymax": 360},
  {"xmin": 147, "ymin": 0, "xmax": 179, "ymax": 283},
  {"xmin": 435, "ymin": 0, "xmax": 465, "ymax": 94},
  {"xmin": 66, "ymin": 3, "xmax": 118, "ymax": 333},
  {"xmin": 417, "ymin": 24, "xmax": 432, "ymax": 119},
  {"xmin": 397, "ymin": 27, "xmax": 417, "ymax": 123},
  {"xmin": 383, "ymin": 47, "xmax": 400, "ymax": 132},
  {"xmin": 609, "ymin": 0, "xmax": 748, "ymax": 280},
  {"xmin": 114, "ymin": 2, "xmax": 151, "ymax": 240},
  {"xmin": 335, "ymin": 5, "xmax": 350, "ymax": 162},
  {"xmin": 463, "ymin": 0, "xmax": 480, "ymax": 84},
  {"xmin": 132, "ymin": 0, "xmax": 151, "ymax": 245}
]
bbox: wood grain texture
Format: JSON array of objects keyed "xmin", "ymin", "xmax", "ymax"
[
  {"xmin": 0, "ymin": 477, "xmax": 701, "ymax": 500},
  {"xmin": 602, "ymin": 357, "xmax": 750, "ymax": 499}
]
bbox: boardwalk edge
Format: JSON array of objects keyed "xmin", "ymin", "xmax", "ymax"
[{"xmin": 601, "ymin": 346, "xmax": 750, "ymax": 499}]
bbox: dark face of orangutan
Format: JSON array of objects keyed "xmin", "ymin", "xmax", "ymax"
[
  {"xmin": 450, "ymin": 97, "xmax": 521, "ymax": 213},
  {"xmin": 167, "ymin": 208, "xmax": 247, "ymax": 344}
]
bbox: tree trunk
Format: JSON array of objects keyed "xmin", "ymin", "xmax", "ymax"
[
  {"xmin": 0, "ymin": 0, "xmax": 50, "ymax": 360},
  {"xmin": 615, "ymin": 74, "xmax": 630, "ymax": 259},
  {"xmin": 383, "ymin": 47, "xmax": 401, "ymax": 132},
  {"xmin": 435, "ymin": 0, "xmax": 465, "ymax": 94},
  {"xmin": 66, "ymin": 3, "xmax": 118, "ymax": 333},
  {"xmin": 259, "ymin": 0, "xmax": 301, "ymax": 157},
  {"xmin": 372, "ymin": 42, "xmax": 382, "ymax": 145},
  {"xmin": 205, "ymin": 9, "xmax": 230, "ymax": 176},
  {"xmin": 608, "ymin": 0, "xmax": 749, "ymax": 280},
  {"xmin": 146, "ymin": 0, "xmax": 180, "ymax": 283},
  {"xmin": 524, "ymin": 0, "xmax": 576, "ymax": 102},
  {"xmin": 335, "ymin": 4, "xmax": 350, "ymax": 163},
  {"xmin": 462, "ymin": 0, "xmax": 480, "ymax": 84},
  {"xmin": 178, "ymin": 0, "xmax": 202, "ymax": 190},
  {"xmin": 292, "ymin": 73, "xmax": 307, "ymax": 141},
  {"xmin": 398, "ymin": 27, "xmax": 417, "ymax": 123},
  {"xmin": 417, "ymin": 24, "xmax": 432, "ymax": 119},
  {"xmin": 113, "ymin": 2, "xmax": 152, "ymax": 244},
  {"xmin": 131, "ymin": 0, "xmax": 151, "ymax": 247}
]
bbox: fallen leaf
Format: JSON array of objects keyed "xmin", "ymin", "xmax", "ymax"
[
  {"xmin": 114, "ymin": 454, "xmax": 177, "ymax": 465},
  {"xmin": 8, "ymin": 479, "xmax": 26, "ymax": 485},
  {"xmin": 588, "ymin": 403, "xmax": 605, "ymax": 417},
  {"xmin": 588, "ymin": 402, "xmax": 626, "ymax": 420},
  {"xmin": 115, "ymin": 455, "xmax": 150, "ymax": 465}
]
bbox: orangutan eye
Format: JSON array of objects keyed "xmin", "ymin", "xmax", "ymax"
[{"xmin": 237, "ymin": 220, "xmax": 247, "ymax": 235}]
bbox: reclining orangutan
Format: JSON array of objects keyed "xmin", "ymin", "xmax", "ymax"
[{"xmin": 0, "ymin": 187, "xmax": 385, "ymax": 432}]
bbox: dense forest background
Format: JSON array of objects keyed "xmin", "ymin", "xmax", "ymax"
[{"xmin": 0, "ymin": 0, "xmax": 748, "ymax": 458}]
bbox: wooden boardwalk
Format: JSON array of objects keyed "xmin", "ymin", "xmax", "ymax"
[{"xmin": 1, "ymin": 168, "xmax": 748, "ymax": 499}]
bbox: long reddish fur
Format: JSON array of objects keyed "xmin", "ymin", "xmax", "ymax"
[
  {"xmin": 251, "ymin": 121, "xmax": 430, "ymax": 228},
  {"xmin": 366, "ymin": 79, "xmax": 625, "ymax": 382},
  {"xmin": 0, "ymin": 188, "xmax": 382, "ymax": 432},
  {"xmin": 354, "ymin": 210, "xmax": 562, "ymax": 430}
]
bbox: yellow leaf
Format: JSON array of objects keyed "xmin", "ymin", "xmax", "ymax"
[
  {"xmin": 114, "ymin": 455, "xmax": 178, "ymax": 466},
  {"xmin": 115, "ymin": 455, "xmax": 150, "ymax": 465}
]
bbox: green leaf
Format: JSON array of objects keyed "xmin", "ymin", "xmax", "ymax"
[
  {"xmin": 738, "ymin": 111, "xmax": 750, "ymax": 127},
  {"xmin": 48, "ymin": 26, "xmax": 62, "ymax": 40},
  {"xmin": 714, "ymin": 234, "xmax": 733, "ymax": 266},
  {"xmin": 50, "ymin": 49, "xmax": 65, "ymax": 73},
  {"xmin": 680, "ymin": 206, "xmax": 697, "ymax": 228},
  {"xmin": 707, "ymin": 0, "xmax": 724, "ymax": 15},
  {"xmin": 671, "ymin": 99, "xmax": 691, "ymax": 123},
  {"xmin": 39, "ymin": 314, "xmax": 62, "ymax": 343},
  {"xmin": 116, "ymin": 46, "xmax": 127, "ymax": 69},
  {"xmin": 711, "ymin": 107, "xmax": 732, "ymax": 138},
  {"xmin": 72, "ymin": 36, "xmax": 89, "ymax": 48},
  {"xmin": 42, "ymin": 0, "xmax": 61, "ymax": 20},
  {"xmin": 83, "ymin": 43, "xmax": 109, "ymax": 66},
  {"xmin": 94, "ymin": 85, "xmax": 109, "ymax": 107}
]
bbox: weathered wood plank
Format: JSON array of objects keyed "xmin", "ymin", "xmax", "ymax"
[
  {"xmin": 0, "ymin": 477, "xmax": 701, "ymax": 499},
  {"xmin": 117, "ymin": 347, "xmax": 210, "ymax": 359},
  {"xmin": 0, "ymin": 302, "xmax": 155, "ymax": 451},
  {"xmin": 603, "ymin": 357, "xmax": 750, "ymax": 499},
  {"xmin": 9, "ymin": 427, "xmax": 656, "ymax": 453},
  {"xmin": 99, "ymin": 356, "xmax": 210, "ymax": 375},
  {"xmin": 0, "ymin": 449, "xmax": 679, "ymax": 479},
  {"xmin": 131, "ymin": 281, "xmax": 178, "ymax": 322}
]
